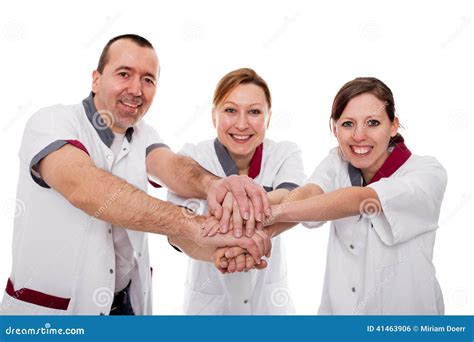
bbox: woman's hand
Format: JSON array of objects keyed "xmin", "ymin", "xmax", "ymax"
[{"xmin": 213, "ymin": 246, "xmax": 268, "ymax": 274}]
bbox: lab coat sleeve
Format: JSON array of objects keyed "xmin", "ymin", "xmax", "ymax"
[
  {"xmin": 301, "ymin": 150, "xmax": 338, "ymax": 229},
  {"xmin": 273, "ymin": 142, "xmax": 306, "ymax": 191},
  {"xmin": 145, "ymin": 123, "xmax": 169, "ymax": 156},
  {"xmin": 367, "ymin": 156, "xmax": 448, "ymax": 246},
  {"xmin": 19, "ymin": 105, "xmax": 81, "ymax": 188}
]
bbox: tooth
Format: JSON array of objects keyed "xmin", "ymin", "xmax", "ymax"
[
  {"xmin": 233, "ymin": 135, "xmax": 249, "ymax": 140},
  {"xmin": 353, "ymin": 146, "xmax": 371, "ymax": 154}
]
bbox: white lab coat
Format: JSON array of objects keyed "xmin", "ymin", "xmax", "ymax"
[
  {"xmin": 168, "ymin": 138, "xmax": 306, "ymax": 315},
  {"xmin": 304, "ymin": 147, "xmax": 447, "ymax": 315},
  {"xmin": 1, "ymin": 95, "xmax": 165, "ymax": 315}
]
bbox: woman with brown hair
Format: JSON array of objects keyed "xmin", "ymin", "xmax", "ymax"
[
  {"xmin": 167, "ymin": 68, "xmax": 305, "ymax": 314},
  {"xmin": 215, "ymin": 77, "xmax": 447, "ymax": 314}
]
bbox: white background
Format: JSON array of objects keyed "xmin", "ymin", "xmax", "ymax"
[{"xmin": 1, "ymin": 0, "xmax": 473, "ymax": 314}]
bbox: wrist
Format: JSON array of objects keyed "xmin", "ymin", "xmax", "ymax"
[
  {"xmin": 203, "ymin": 176, "xmax": 220, "ymax": 197},
  {"xmin": 180, "ymin": 215, "xmax": 204, "ymax": 241},
  {"xmin": 265, "ymin": 226, "xmax": 276, "ymax": 239},
  {"xmin": 270, "ymin": 204, "xmax": 284, "ymax": 223}
]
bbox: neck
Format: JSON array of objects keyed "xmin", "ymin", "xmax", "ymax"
[
  {"xmin": 228, "ymin": 151, "xmax": 253, "ymax": 175},
  {"xmin": 93, "ymin": 97, "xmax": 126, "ymax": 134},
  {"xmin": 361, "ymin": 150, "xmax": 390, "ymax": 183}
]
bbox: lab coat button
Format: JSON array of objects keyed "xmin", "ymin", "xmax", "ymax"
[
  {"xmin": 371, "ymin": 223, "xmax": 374, "ymax": 228},
  {"xmin": 108, "ymin": 229, "xmax": 112, "ymax": 234},
  {"xmin": 100, "ymin": 312, "xmax": 105, "ymax": 316},
  {"xmin": 243, "ymin": 299, "xmax": 248, "ymax": 304},
  {"xmin": 350, "ymin": 244, "xmax": 354, "ymax": 249},
  {"xmin": 107, "ymin": 155, "xmax": 112, "ymax": 160},
  {"xmin": 352, "ymin": 287, "xmax": 356, "ymax": 293},
  {"xmin": 109, "ymin": 269, "xmax": 114, "ymax": 274},
  {"xmin": 138, "ymin": 252, "xmax": 142, "ymax": 257}
]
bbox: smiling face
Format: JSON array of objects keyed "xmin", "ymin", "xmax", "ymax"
[
  {"xmin": 333, "ymin": 92, "xmax": 399, "ymax": 182},
  {"xmin": 213, "ymin": 83, "xmax": 271, "ymax": 168},
  {"xmin": 92, "ymin": 39, "xmax": 159, "ymax": 133}
]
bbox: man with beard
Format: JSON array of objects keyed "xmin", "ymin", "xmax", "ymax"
[{"xmin": 1, "ymin": 34, "xmax": 271, "ymax": 315}]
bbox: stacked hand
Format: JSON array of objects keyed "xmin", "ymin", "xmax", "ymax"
[{"xmin": 196, "ymin": 175, "xmax": 274, "ymax": 273}]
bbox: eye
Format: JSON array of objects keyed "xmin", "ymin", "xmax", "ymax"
[
  {"xmin": 224, "ymin": 108, "xmax": 236, "ymax": 113},
  {"xmin": 118, "ymin": 71, "xmax": 129, "ymax": 78},
  {"xmin": 367, "ymin": 119, "xmax": 380, "ymax": 126},
  {"xmin": 341, "ymin": 121, "xmax": 353, "ymax": 128},
  {"xmin": 143, "ymin": 77, "xmax": 155, "ymax": 86},
  {"xmin": 249, "ymin": 109, "xmax": 261, "ymax": 115}
]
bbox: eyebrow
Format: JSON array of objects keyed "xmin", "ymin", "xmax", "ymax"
[
  {"xmin": 222, "ymin": 101, "xmax": 263, "ymax": 107},
  {"xmin": 115, "ymin": 66, "xmax": 157, "ymax": 80},
  {"xmin": 340, "ymin": 114, "xmax": 383, "ymax": 121}
]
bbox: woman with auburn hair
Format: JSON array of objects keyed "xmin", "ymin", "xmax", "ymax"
[
  {"xmin": 167, "ymin": 68, "xmax": 305, "ymax": 314},
  {"xmin": 214, "ymin": 77, "xmax": 447, "ymax": 315}
]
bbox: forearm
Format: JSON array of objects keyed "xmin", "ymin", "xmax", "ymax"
[
  {"xmin": 267, "ymin": 188, "xmax": 291, "ymax": 205},
  {"xmin": 156, "ymin": 154, "xmax": 219, "ymax": 199},
  {"xmin": 68, "ymin": 165, "xmax": 198, "ymax": 238},
  {"xmin": 274, "ymin": 186, "xmax": 379, "ymax": 223},
  {"xmin": 266, "ymin": 222, "xmax": 298, "ymax": 238},
  {"xmin": 169, "ymin": 237, "xmax": 215, "ymax": 262}
]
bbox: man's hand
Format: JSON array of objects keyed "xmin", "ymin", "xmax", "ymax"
[{"xmin": 207, "ymin": 175, "xmax": 270, "ymax": 234}]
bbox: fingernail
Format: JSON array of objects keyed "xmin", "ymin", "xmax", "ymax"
[
  {"xmin": 256, "ymin": 213, "xmax": 262, "ymax": 222},
  {"xmin": 265, "ymin": 208, "xmax": 272, "ymax": 216},
  {"xmin": 235, "ymin": 229, "xmax": 242, "ymax": 238},
  {"xmin": 243, "ymin": 212, "xmax": 250, "ymax": 221},
  {"xmin": 221, "ymin": 223, "xmax": 227, "ymax": 232}
]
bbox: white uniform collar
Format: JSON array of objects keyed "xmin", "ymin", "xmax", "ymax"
[{"xmin": 82, "ymin": 92, "xmax": 134, "ymax": 148}]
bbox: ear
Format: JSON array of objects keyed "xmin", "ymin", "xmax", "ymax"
[
  {"xmin": 331, "ymin": 120, "xmax": 337, "ymax": 137},
  {"xmin": 92, "ymin": 70, "xmax": 101, "ymax": 94},
  {"xmin": 390, "ymin": 117, "xmax": 400, "ymax": 137},
  {"xmin": 265, "ymin": 110, "xmax": 272, "ymax": 129},
  {"xmin": 212, "ymin": 107, "xmax": 217, "ymax": 129}
]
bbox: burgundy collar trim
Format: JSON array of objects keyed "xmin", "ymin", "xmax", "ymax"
[
  {"xmin": 214, "ymin": 139, "xmax": 263, "ymax": 179},
  {"xmin": 348, "ymin": 135, "xmax": 412, "ymax": 186}
]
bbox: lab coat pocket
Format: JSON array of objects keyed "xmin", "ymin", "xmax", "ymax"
[
  {"xmin": 257, "ymin": 278, "xmax": 295, "ymax": 315},
  {"xmin": 1, "ymin": 292, "xmax": 70, "ymax": 315},
  {"xmin": 1, "ymin": 278, "xmax": 70, "ymax": 315},
  {"xmin": 182, "ymin": 284, "xmax": 226, "ymax": 315}
]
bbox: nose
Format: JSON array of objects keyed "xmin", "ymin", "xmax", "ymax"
[
  {"xmin": 235, "ymin": 111, "xmax": 250, "ymax": 130},
  {"xmin": 352, "ymin": 124, "xmax": 367, "ymax": 141},
  {"xmin": 127, "ymin": 76, "xmax": 142, "ymax": 96}
]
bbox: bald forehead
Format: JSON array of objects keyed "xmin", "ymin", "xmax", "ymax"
[{"xmin": 104, "ymin": 39, "xmax": 159, "ymax": 75}]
